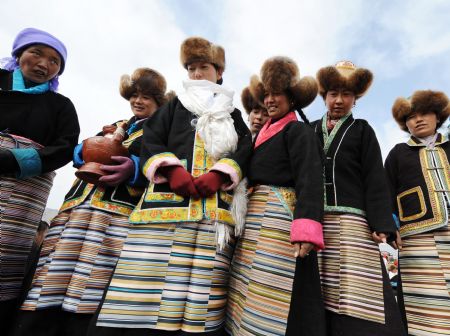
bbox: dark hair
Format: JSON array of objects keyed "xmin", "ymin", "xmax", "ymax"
[{"xmin": 286, "ymin": 91, "xmax": 310, "ymax": 124}]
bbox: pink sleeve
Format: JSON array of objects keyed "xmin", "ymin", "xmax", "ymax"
[
  {"xmin": 143, "ymin": 156, "xmax": 183, "ymax": 184},
  {"xmin": 290, "ymin": 218, "xmax": 325, "ymax": 250}
]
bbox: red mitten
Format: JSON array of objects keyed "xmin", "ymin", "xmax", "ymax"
[
  {"xmin": 163, "ymin": 166, "xmax": 199, "ymax": 198},
  {"xmin": 194, "ymin": 171, "xmax": 226, "ymax": 197}
]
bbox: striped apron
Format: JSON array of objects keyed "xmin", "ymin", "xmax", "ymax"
[
  {"xmin": 21, "ymin": 194, "xmax": 130, "ymax": 313},
  {"xmin": 226, "ymin": 185, "xmax": 300, "ymax": 336},
  {"xmin": 317, "ymin": 213, "xmax": 385, "ymax": 324},
  {"xmin": 0, "ymin": 134, "xmax": 55, "ymax": 301},
  {"xmin": 400, "ymin": 217, "xmax": 450, "ymax": 336},
  {"xmin": 96, "ymin": 219, "xmax": 235, "ymax": 333}
]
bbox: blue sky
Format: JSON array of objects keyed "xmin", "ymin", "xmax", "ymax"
[{"xmin": 1, "ymin": 0, "xmax": 449, "ymax": 209}]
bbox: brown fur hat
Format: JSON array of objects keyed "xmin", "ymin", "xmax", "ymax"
[
  {"xmin": 242, "ymin": 75, "xmax": 266, "ymax": 114},
  {"xmin": 392, "ymin": 90, "xmax": 450, "ymax": 132},
  {"xmin": 259, "ymin": 56, "xmax": 318, "ymax": 109},
  {"xmin": 317, "ymin": 61, "xmax": 373, "ymax": 99},
  {"xmin": 120, "ymin": 67, "xmax": 170, "ymax": 107},
  {"xmin": 180, "ymin": 37, "xmax": 225, "ymax": 71}
]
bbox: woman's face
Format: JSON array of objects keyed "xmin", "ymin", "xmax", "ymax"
[
  {"xmin": 406, "ymin": 111, "xmax": 438, "ymax": 138},
  {"xmin": 325, "ymin": 89, "xmax": 356, "ymax": 120},
  {"xmin": 249, "ymin": 108, "xmax": 269, "ymax": 134},
  {"xmin": 18, "ymin": 44, "xmax": 61, "ymax": 83},
  {"xmin": 264, "ymin": 91, "xmax": 291, "ymax": 119},
  {"xmin": 129, "ymin": 92, "xmax": 159, "ymax": 119},
  {"xmin": 187, "ymin": 61, "xmax": 222, "ymax": 83}
]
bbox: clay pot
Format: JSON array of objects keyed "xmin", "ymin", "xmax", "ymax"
[{"xmin": 75, "ymin": 125, "xmax": 129, "ymax": 185}]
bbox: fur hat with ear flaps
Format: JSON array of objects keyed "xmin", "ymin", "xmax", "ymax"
[
  {"xmin": 180, "ymin": 36, "xmax": 225, "ymax": 71},
  {"xmin": 242, "ymin": 75, "xmax": 266, "ymax": 114},
  {"xmin": 258, "ymin": 56, "xmax": 318, "ymax": 110},
  {"xmin": 392, "ymin": 90, "xmax": 450, "ymax": 132},
  {"xmin": 317, "ymin": 60, "xmax": 373, "ymax": 99},
  {"xmin": 120, "ymin": 67, "xmax": 171, "ymax": 107}
]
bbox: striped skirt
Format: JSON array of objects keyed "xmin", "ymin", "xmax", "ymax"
[
  {"xmin": 317, "ymin": 213, "xmax": 385, "ymax": 324},
  {"xmin": 400, "ymin": 219, "xmax": 450, "ymax": 336},
  {"xmin": 96, "ymin": 220, "xmax": 235, "ymax": 333},
  {"xmin": 226, "ymin": 185, "xmax": 320, "ymax": 336},
  {"xmin": 0, "ymin": 134, "xmax": 55, "ymax": 301},
  {"xmin": 20, "ymin": 196, "xmax": 130, "ymax": 313}
]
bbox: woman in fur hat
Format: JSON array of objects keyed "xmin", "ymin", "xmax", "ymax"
[
  {"xmin": 10, "ymin": 67, "xmax": 171, "ymax": 336},
  {"xmin": 226, "ymin": 56, "xmax": 326, "ymax": 336},
  {"xmin": 0, "ymin": 27, "xmax": 80, "ymax": 334},
  {"xmin": 385, "ymin": 90, "xmax": 450, "ymax": 336},
  {"xmin": 311, "ymin": 61, "xmax": 405, "ymax": 336},
  {"xmin": 241, "ymin": 79, "xmax": 269, "ymax": 137},
  {"xmin": 90, "ymin": 37, "xmax": 252, "ymax": 336}
]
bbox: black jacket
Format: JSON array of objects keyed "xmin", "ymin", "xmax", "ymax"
[
  {"xmin": 385, "ymin": 134, "xmax": 449, "ymax": 237},
  {"xmin": 312, "ymin": 113, "xmax": 396, "ymax": 235},
  {"xmin": 0, "ymin": 69, "xmax": 80, "ymax": 173}
]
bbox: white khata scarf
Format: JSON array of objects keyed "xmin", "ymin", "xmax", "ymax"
[
  {"xmin": 178, "ymin": 79, "xmax": 238, "ymax": 160},
  {"xmin": 178, "ymin": 79, "xmax": 247, "ymax": 250}
]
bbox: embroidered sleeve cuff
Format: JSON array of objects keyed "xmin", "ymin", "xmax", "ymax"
[
  {"xmin": 211, "ymin": 158, "xmax": 242, "ymax": 191},
  {"xmin": 290, "ymin": 218, "xmax": 325, "ymax": 250},
  {"xmin": 10, "ymin": 148, "xmax": 42, "ymax": 178},
  {"xmin": 142, "ymin": 152, "xmax": 183, "ymax": 183}
]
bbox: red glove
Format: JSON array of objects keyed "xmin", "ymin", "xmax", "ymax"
[
  {"xmin": 194, "ymin": 171, "xmax": 226, "ymax": 197},
  {"xmin": 163, "ymin": 166, "xmax": 199, "ymax": 198}
]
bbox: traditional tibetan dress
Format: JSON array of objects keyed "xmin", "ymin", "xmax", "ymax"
[
  {"xmin": 385, "ymin": 133, "xmax": 450, "ymax": 336},
  {"xmin": 312, "ymin": 113, "xmax": 405, "ymax": 336},
  {"xmin": 226, "ymin": 112, "xmax": 326, "ymax": 336}
]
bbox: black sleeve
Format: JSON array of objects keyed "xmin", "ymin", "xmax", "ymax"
[
  {"xmin": 287, "ymin": 122, "xmax": 324, "ymax": 223},
  {"xmin": 38, "ymin": 96, "xmax": 80, "ymax": 173},
  {"xmin": 384, "ymin": 145, "xmax": 400, "ymax": 217},
  {"xmin": 139, "ymin": 98, "xmax": 176, "ymax": 169},
  {"xmin": 360, "ymin": 122, "xmax": 397, "ymax": 235},
  {"xmin": 0, "ymin": 148, "xmax": 19, "ymax": 175}
]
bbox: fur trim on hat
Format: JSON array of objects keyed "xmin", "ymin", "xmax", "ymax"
[
  {"xmin": 317, "ymin": 62, "xmax": 373, "ymax": 99},
  {"xmin": 392, "ymin": 90, "xmax": 450, "ymax": 132},
  {"xmin": 120, "ymin": 67, "xmax": 168, "ymax": 107},
  {"xmin": 242, "ymin": 75, "xmax": 265, "ymax": 113},
  {"xmin": 180, "ymin": 37, "xmax": 225, "ymax": 71},
  {"xmin": 260, "ymin": 56, "xmax": 318, "ymax": 109}
]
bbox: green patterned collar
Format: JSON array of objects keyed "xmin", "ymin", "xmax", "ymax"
[
  {"xmin": 407, "ymin": 133, "xmax": 448, "ymax": 147},
  {"xmin": 321, "ymin": 112, "xmax": 353, "ymax": 153}
]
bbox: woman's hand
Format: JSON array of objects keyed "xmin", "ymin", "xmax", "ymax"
[
  {"xmin": 162, "ymin": 165, "xmax": 199, "ymax": 198},
  {"xmin": 293, "ymin": 242, "xmax": 314, "ymax": 258},
  {"xmin": 371, "ymin": 231, "xmax": 388, "ymax": 244},
  {"xmin": 389, "ymin": 231, "xmax": 403, "ymax": 250},
  {"xmin": 98, "ymin": 156, "xmax": 134, "ymax": 186}
]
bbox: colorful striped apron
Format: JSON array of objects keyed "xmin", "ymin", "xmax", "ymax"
[
  {"xmin": 317, "ymin": 213, "xmax": 385, "ymax": 324},
  {"xmin": 226, "ymin": 185, "xmax": 299, "ymax": 336},
  {"xmin": 0, "ymin": 134, "xmax": 55, "ymax": 301}
]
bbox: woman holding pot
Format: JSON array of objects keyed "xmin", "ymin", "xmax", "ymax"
[{"xmin": 11, "ymin": 67, "xmax": 171, "ymax": 336}]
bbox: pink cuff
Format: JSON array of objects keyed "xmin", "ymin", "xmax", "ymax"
[
  {"xmin": 210, "ymin": 163, "xmax": 240, "ymax": 191},
  {"xmin": 144, "ymin": 157, "xmax": 183, "ymax": 184},
  {"xmin": 290, "ymin": 218, "xmax": 325, "ymax": 250}
]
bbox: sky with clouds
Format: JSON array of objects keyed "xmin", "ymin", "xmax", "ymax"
[{"xmin": 1, "ymin": 0, "xmax": 449, "ymax": 209}]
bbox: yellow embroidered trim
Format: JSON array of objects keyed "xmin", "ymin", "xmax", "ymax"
[
  {"xmin": 122, "ymin": 129, "xmax": 143, "ymax": 148},
  {"xmin": 399, "ymin": 147, "xmax": 448, "ymax": 237},
  {"xmin": 59, "ymin": 182, "xmax": 94, "ymax": 212},
  {"xmin": 397, "ymin": 186, "xmax": 427, "ymax": 222},
  {"xmin": 216, "ymin": 158, "xmax": 242, "ymax": 181},
  {"xmin": 91, "ymin": 188, "xmax": 133, "ymax": 216},
  {"xmin": 142, "ymin": 152, "xmax": 177, "ymax": 175}
]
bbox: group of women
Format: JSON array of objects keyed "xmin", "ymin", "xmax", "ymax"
[{"xmin": 0, "ymin": 27, "xmax": 449, "ymax": 336}]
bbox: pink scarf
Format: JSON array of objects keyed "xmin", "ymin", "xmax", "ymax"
[{"xmin": 255, "ymin": 111, "xmax": 298, "ymax": 148}]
